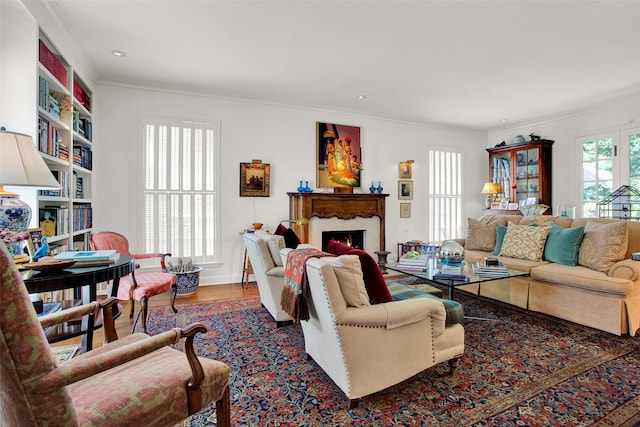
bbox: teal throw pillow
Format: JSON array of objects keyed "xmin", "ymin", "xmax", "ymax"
[
  {"xmin": 543, "ymin": 224, "xmax": 585, "ymax": 266},
  {"xmin": 491, "ymin": 224, "xmax": 508, "ymax": 256}
]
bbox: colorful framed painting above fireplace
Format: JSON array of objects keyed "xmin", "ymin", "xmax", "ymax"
[{"xmin": 316, "ymin": 122, "xmax": 361, "ymax": 190}]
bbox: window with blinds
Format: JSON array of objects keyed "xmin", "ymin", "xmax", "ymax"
[
  {"xmin": 142, "ymin": 118, "xmax": 220, "ymax": 264},
  {"xmin": 426, "ymin": 148, "xmax": 463, "ymax": 242}
]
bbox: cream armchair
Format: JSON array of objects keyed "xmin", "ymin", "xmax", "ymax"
[
  {"xmin": 300, "ymin": 255, "xmax": 465, "ymax": 408},
  {"xmin": 243, "ymin": 231, "xmax": 292, "ymax": 326}
]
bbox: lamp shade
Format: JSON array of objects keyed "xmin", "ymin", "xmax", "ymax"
[
  {"xmin": 480, "ymin": 182, "xmax": 502, "ymax": 195},
  {"xmin": 0, "ymin": 131, "xmax": 61, "ymax": 189}
]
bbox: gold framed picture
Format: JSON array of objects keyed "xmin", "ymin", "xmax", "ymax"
[
  {"xmin": 316, "ymin": 122, "xmax": 361, "ymax": 189},
  {"xmin": 398, "ymin": 180, "xmax": 413, "ymax": 200},
  {"xmin": 399, "ymin": 161, "xmax": 412, "ymax": 179},
  {"xmin": 26, "ymin": 228, "xmax": 43, "ymax": 258},
  {"xmin": 240, "ymin": 162, "xmax": 270, "ymax": 197},
  {"xmin": 400, "ymin": 202, "xmax": 411, "ymax": 218}
]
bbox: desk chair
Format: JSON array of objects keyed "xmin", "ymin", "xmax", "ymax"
[
  {"xmin": 0, "ymin": 243, "xmax": 230, "ymax": 427},
  {"xmin": 90, "ymin": 231, "xmax": 177, "ymax": 333}
]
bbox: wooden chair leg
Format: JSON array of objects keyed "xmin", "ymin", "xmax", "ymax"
[
  {"xmin": 448, "ymin": 357, "xmax": 460, "ymax": 372},
  {"xmin": 140, "ymin": 296, "xmax": 149, "ymax": 334},
  {"xmin": 349, "ymin": 398, "xmax": 360, "ymax": 409},
  {"xmin": 216, "ymin": 386, "xmax": 231, "ymax": 427},
  {"xmin": 128, "ymin": 297, "xmax": 135, "ymax": 319},
  {"xmin": 170, "ymin": 284, "xmax": 178, "ymax": 314}
]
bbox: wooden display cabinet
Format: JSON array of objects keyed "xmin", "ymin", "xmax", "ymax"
[{"xmin": 487, "ymin": 139, "xmax": 554, "ymax": 208}]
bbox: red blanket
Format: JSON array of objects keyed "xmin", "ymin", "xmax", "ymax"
[{"xmin": 280, "ymin": 248, "xmax": 331, "ymax": 322}]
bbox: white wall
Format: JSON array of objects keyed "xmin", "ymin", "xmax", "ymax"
[
  {"xmin": 488, "ymin": 97, "xmax": 640, "ymax": 215},
  {"xmin": 94, "ymin": 84, "xmax": 486, "ymax": 285}
]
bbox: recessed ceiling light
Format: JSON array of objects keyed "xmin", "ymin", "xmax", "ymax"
[
  {"xmin": 111, "ymin": 50, "xmax": 126, "ymax": 57},
  {"xmin": 356, "ymin": 95, "xmax": 367, "ymax": 100},
  {"xmin": 501, "ymin": 118, "xmax": 508, "ymax": 123}
]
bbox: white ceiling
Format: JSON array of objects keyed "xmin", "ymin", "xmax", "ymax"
[{"xmin": 28, "ymin": 0, "xmax": 640, "ymax": 131}]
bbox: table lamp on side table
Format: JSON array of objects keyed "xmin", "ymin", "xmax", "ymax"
[
  {"xmin": 0, "ymin": 130, "xmax": 61, "ymax": 233},
  {"xmin": 481, "ymin": 182, "xmax": 502, "ymax": 209}
]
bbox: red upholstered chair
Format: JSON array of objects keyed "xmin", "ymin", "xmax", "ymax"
[
  {"xmin": 0, "ymin": 243, "xmax": 230, "ymax": 427},
  {"xmin": 90, "ymin": 231, "xmax": 177, "ymax": 334}
]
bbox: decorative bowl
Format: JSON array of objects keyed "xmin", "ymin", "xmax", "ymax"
[
  {"xmin": 252, "ymin": 223, "xmax": 263, "ymax": 230},
  {"xmin": 437, "ymin": 240, "xmax": 465, "ymax": 263}
]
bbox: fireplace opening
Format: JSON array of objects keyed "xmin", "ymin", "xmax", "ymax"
[{"xmin": 322, "ymin": 230, "xmax": 365, "ymax": 251}]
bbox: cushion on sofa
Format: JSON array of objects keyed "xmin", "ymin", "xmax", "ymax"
[
  {"xmin": 324, "ymin": 255, "xmax": 370, "ymax": 307},
  {"xmin": 326, "ymin": 240, "xmax": 393, "ymax": 304},
  {"xmin": 543, "ymin": 224, "xmax": 585, "ymax": 266},
  {"xmin": 491, "ymin": 223, "xmax": 508, "ymax": 256},
  {"xmin": 499, "ymin": 222, "xmax": 551, "ymax": 261},
  {"xmin": 529, "ymin": 215, "xmax": 558, "ymax": 227},
  {"xmin": 578, "ymin": 220, "xmax": 629, "ymax": 272},
  {"xmin": 254, "ymin": 230, "xmax": 286, "ymax": 266},
  {"xmin": 387, "ymin": 282, "xmax": 464, "ymax": 325},
  {"xmin": 466, "ymin": 216, "xmax": 508, "ymax": 251}
]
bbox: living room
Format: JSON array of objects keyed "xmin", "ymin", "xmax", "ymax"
[{"xmin": 2, "ymin": 1, "xmax": 640, "ymax": 425}]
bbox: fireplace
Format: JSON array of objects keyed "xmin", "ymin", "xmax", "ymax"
[
  {"xmin": 322, "ymin": 230, "xmax": 365, "ymax": 251},
  {"xmin": 288, "ymin": 192, "xmax": 388, "ymax": 253}
]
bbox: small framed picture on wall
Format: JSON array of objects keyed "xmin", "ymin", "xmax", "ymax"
[
  {"xmin": 398, "ymin": 180, "xmax": 413, "ymax": 200},
  {"xmin": 400, "ymin": 203, "xmax": 411, "ymax": 218},
  {"xmin": 399, "ymin": 161, "xmax": 413, "ymax": 179}
]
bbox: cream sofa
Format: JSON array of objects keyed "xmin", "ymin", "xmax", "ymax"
[
  {"xmin": 459, "ymin": 215, "xmax": 640, "ymax": 336},
  {"xmin": 281, "ymin": 248, "xmax": 464, "ymax": 408}
]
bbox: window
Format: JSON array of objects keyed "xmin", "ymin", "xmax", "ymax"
[
  {"xmin": 141, "ymin": 118, "xmax": 221, "ymax": 264},
  {"xmin": 427, "ymin": 148, "xmax": 463, "ymax": 242},
  {"xmin": 577, "ymin": 127, "xmax": 640, "ymax": 217}
]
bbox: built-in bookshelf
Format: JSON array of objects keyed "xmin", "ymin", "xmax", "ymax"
[{"xmin": 37, "ymin": 31, "xmax": 93, "ymax": 254}]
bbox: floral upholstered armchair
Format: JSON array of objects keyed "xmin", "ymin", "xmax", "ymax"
[{"xmin": 0, "ymin": 243, "xmax": 230, "ymax": 427}]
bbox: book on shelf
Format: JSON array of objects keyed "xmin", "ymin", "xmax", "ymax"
[{"xmin": 55, "ymin": 249, "xmax": 118, "ymax": 262}]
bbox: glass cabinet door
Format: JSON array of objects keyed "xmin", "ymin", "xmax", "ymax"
[
  {"xmin": 490, "ymin": 152, "xmax": 511, "ymax": 202},
  {"xmin": 515, "ymin": 148, "xmax": 540, "ymax": 204}
]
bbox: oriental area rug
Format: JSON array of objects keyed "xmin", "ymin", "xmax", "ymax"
[{"xmin": 146, "ymin": 282, "xmax": 640, "ymax": 427}]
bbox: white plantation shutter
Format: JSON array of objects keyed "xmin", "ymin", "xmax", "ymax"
[
  {"xmin": 142, "ymin": 118, "xmax": 220, "ymax": 264},
  {"xmin": 427, "ymin": 148, "xmax": 463, "ymax": 242}
]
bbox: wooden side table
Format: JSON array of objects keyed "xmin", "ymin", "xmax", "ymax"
[{"xmin": 241, "ymin": 247, "xmax": 253, "ymax": 288}]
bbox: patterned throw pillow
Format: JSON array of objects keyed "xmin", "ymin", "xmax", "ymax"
[
  {"xmin": 578, "ymin": 220, "xmax": 629, "ymax": 272},
  {"xmin": 530, "ymin": 215, "xmax": 557, "ymax": 227},
  {"xmin": 499, "ymin": 222, "xmax": 551, "ymax": 261},
  {"xmin": 466, "ymin": 217, "xmax": 507, "ymax": 251}
]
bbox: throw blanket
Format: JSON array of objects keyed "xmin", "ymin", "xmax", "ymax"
[{"xmin": 280, "ymin": 248, "xmax": 331, "ymax": 322}]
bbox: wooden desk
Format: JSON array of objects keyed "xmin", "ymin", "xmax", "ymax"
[{"xmin": 22, "ymin": 254, "xmax": 135, "ymax": 353}]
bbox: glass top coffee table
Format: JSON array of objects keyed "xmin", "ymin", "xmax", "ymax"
[{"xmin": 386, "ymin": 259, "xmax": 529, "ymax": 300}]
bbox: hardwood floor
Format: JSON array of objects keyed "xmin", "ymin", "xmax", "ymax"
[{"xmin": 51, "ymin": 282, "xmax": 260, "ymax": 350}]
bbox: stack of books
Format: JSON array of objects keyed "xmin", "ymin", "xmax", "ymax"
[
  {"xmin": 472, "ymin": 258, "xmax": 509, "ymax": 277},
  {"xmin": 433, "ymin": 264, "xmax": 469, "ymax": 281},
  {"xmin": 54, "ymin": 249, "xmax": 119, "ymax": 267},
  {"xmin": 396, "ymin": 252, "xmax": 429, "ymax": 271}
]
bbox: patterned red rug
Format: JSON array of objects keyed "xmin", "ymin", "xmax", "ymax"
[{"xmin": 147, "ymin": 286, "xmax": 640, "ymax": 426}]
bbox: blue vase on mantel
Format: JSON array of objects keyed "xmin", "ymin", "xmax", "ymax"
[
  {"xmin": 369, "ymin": 182, "xmax": 376, "ymax": 194},
  {"xmin": 303, "ymin": 181, "xmax": 312, "ymax": 193},
  {"xmin": 297, "ymin": 181, "xmax": 305, "ymax": 192},
  {"xmin": 376, "ymin": 182, "xmax": 383, "ymax": 194}
]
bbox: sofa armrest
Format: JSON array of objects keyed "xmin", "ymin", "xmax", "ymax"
[
  {"xmin": 335, "ymin": 298, "xmax": 446, "ymax": 332},
  {"xmin": 608, "ymin": 259, "xmax": 640, "ymax": 281}
]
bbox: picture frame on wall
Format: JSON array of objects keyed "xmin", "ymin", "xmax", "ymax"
[
  {"xmin": 399, "ymin": 161, "xmax": 413, "ymax": 179},
  {"xmin": 240, "ymin": 162, "xmax": 270, "ymax": 197},
  {"xmin": 398, "ymin": 180, "xmax": 413, "ymax": 200},
  {"xmin": 400, "ymin": 202, "xmax": 411, "ymax": 218},
  {"xmin": 316, "ymin": 122, "xmax": 361, "ymax": 190}
]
